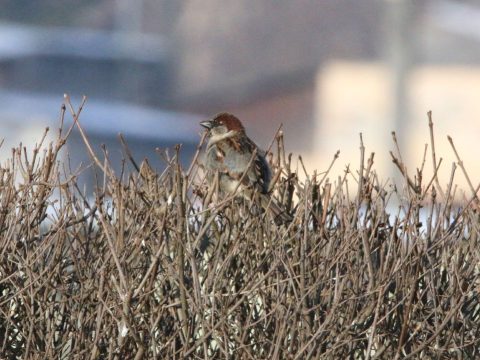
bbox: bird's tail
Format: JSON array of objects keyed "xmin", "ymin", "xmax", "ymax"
[{"xmin": 259, "ymin": 193, "xmax": 293, "ymax": 225}]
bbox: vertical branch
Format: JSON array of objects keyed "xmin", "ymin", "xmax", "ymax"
[
  {"xmin": 427, "ymin": 111, "xmax": 445, "ymax": 200},
  {"xmin": 174, "ymin": 145, "xmax": 189, "ymax": 350}
]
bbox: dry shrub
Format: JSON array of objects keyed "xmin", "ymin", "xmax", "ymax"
[{"xmin": 0, "ymin": 100, "xmax": 479, "ymax": 359}]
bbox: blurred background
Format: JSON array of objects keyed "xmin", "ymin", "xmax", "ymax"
[{"xmin": 0, "ymin": 0, "xmax": 479, "ymax": 192}]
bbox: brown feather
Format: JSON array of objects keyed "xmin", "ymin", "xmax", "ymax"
[{"xmin": 213, "ymin": 113, "xmax": 245, "ymax": 133}]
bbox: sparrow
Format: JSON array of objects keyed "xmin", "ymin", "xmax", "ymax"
[{"xmin": 200, "ymin": 112, "xmax": 291, "ymax": 224}]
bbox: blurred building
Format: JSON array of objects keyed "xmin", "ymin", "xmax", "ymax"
[
  {"xmin": 0, "ymin": 0, "xmax": 479, "ymax": 192},
  {"xmin": 0, "ymin": 13, "xmax": 194, "ymax": 181},
  {"xmin": 172, "ymin": 0, "xmax": 480, "ymax": 192},
  {"xmin": 171, "ymin": 0, "xmax": 379, "ymax": 153},
  {"xmin": 0, "ymin": 22, "xmax": 171, "ymax": 106}
]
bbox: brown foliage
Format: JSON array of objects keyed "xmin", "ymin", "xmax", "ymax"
[{"xmin": 1, "ymin": 102, "xmax": 479, "ymax": 359}]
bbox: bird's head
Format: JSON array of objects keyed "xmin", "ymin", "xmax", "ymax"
[{"xmin": 200, "ymin": 113, "xmax": 245, "ymax": 138}]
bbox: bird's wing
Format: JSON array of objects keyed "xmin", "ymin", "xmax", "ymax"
[
  {"xmin": 222, "ymin": 137, "xmax": 271, "ymax": 194},
  {"xmin": 253, "ymin": 149, "xmax": 271, "ymax": 194}
]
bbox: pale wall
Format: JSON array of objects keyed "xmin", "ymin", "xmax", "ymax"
[{"xmin": 311, "ymin": 61, "xmax": 480, "ymax": 199}]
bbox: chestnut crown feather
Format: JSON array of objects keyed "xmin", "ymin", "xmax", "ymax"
[{"xmin": 213, "ymin": 113, "xmax": 245, "ymax": 132}]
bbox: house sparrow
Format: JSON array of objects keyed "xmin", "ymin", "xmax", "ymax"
[{"xmin": 200, "ymin": 112, "xmax": 291, "ymax": 224}]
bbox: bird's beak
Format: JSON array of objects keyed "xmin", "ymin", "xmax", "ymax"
[{"xmin": 200, "ymin": 120, "xmax": 213, "ymax": 129}]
